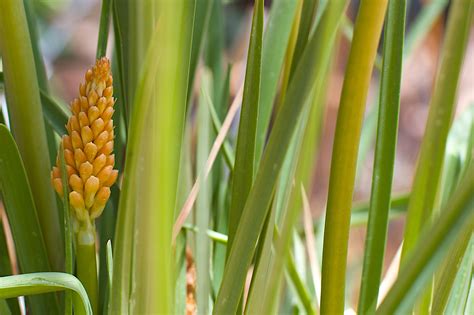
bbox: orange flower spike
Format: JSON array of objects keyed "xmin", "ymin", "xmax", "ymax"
[{"xmin": 51, "ymin": 58, "xmax": 117, "ymax": 226}]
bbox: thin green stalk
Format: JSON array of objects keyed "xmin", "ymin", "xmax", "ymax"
[
  {"xmin": 320, "ymin": 1, "xmax": 388, "ymax": 313},
  {"xmin": 377, "ymin": 164, "xmax": 474, "ymax": 314},
  {"xmin": 357, "ymin": 1, "xmax": 406, "ymax": 314},
  {"xmin": 0, "ymin": 0, "xmax": 62, "ymax": 272},
  {"xmin": 182, "ymin": 224, "xmax": 228, "ymax": 245},
  {"xmin": 96, "ymin": 0, "xmax": 111, "ymax": 59},
  {"xmin": 207, "ymin": 93, "xmax": 235, "ymax": 170},
  {"xmin": 401, "ymin": 0, "xmax": 473, "ymax": 261},
  {"xmin": 285, "ymin": 251, "xmax": 315, "ymax": 315},
  {"xmin": 340, "ymin": 16, "xmax": 383, "ymax": 72},
  {"xmin": 195, "ymin": 72, "xmax": 213, "ymax": 315},
  {"xmin": 76, "ymin": 227, "xmax": 98, "ymax": 315}
]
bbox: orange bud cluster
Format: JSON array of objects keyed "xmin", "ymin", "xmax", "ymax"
[{"xmin": 51, "ymin": 58, "xmax": 118, "ymax": 225}]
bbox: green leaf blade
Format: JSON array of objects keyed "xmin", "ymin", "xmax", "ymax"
[
  {"xmin": 0, "ymin": 125, "xmax": 58, "ymax": 314},
  {"xmin": 357, "ymin": 1, "xmax": 407, "ymax": 313},
  {"xmin": 227, "ymin": 0, "xmax": 264, "ymax": 250},
  {"xmin": 0, "ymin": 272, "xmax": 92, "ymax": 315}
]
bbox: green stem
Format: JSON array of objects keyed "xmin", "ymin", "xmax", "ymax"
[
  {"xmin": 0, "ymin": 0, "xmax": 61, "ymax": 272},
  {"xmin": 320, "ymin": 1, "xmax": 388, "ymax": 313},
  {"xmin": 76, "ymin": 227, "xmax": 98, "ymax": 315},
  {"xmin": 357, "ymin": 1, "xmax": 406, "ymax": 314}
]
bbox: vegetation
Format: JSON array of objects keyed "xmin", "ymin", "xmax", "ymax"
[{"xmin": 0, "ymin": 0, "xmax": 472, "ymax": 314}]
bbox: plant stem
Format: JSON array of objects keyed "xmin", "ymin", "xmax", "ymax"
[
  {"xmin": 357, "ymin": 1, "xmax": 406, "ymax": 314},
  {"xmin": 76, "ymin": 226, "xmax": 98, "ymax": 315},
  {"xmin": 320, "ymin": 1, "xmax": 388, "ymax": 313}
]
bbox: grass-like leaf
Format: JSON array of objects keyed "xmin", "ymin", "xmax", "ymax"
[
  {"xmin": 227, "ymin": 0, "xmax": 264, "ymax": 251},
  {"xmin": 357, "ymin": 1, "xmax": 406, "ymax": 313},
  {"xmin": 0, "ymin": 0, "xmax": 62, "ymax": 271},
  {"xmin": 195, "ymin": 71, "xmax": 213, "ymax": 314},
  {"xmin": 96, "ymin": 0, "xmax": 111, "ymax": 59},
  {"xmin": 111, "ymin": 0, "xmax": 129, "ymax": 127},
  {"xmin": 0, "ymin": 125, "xmax": 58, "ymax": 314},
  {"xmin": 0, "ymin": 272, "xmax": 92, "ymax": 315}
]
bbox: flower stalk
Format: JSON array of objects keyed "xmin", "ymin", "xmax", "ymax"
[{"xmin": 51, "ymin": 58, "xmax": 118, "ymax": 314}]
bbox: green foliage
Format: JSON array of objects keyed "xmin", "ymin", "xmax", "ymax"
[
  {"xmin": 0, "ymin": 1, "xmax": 472, "ymax": 314},
  {"xmin": 0, "ymin": 125, "xmax": 58, "ymax": 314}
]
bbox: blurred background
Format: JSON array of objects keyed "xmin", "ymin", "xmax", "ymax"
[{"xmin": 1, "ymin": 0, "xmax": 473, "ymax": 306}]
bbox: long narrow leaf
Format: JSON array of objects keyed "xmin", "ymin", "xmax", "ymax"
[
  {"xmin": 0, "ymin": 273, "xmax": 91, "ymax": 315},
  {"xmin": 357, "ymin": 1, "xmax": 406, "ymax": 313},
  {"xmin": 0, "ymin": 125, "xmax": 58, "ymax": 314},
  {"xmin": 0, "ymin": 0, "xmax": 62, "ymax": 271},
  {"xmin": 195, "ymin": 72, "xmax": 213, "ymax": 314},
  {"xmin": 227, "ymin": 0, "xmax": 264, "ymax": 250},
  {"xmin": 96, "ymin": 0, "xmax": 111, "ymax": 59}
]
